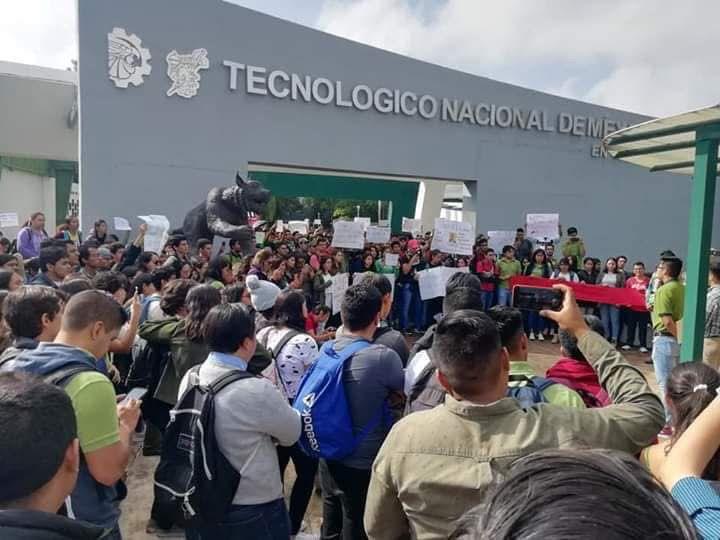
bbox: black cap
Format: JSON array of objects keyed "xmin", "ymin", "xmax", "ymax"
[
  {"xmin": 567, "ymin": 227, "xmax": 578, "ymax": 235},
  {"xmin": 660, "ymin": 250, "xmax": 676, "ymax": 259}
]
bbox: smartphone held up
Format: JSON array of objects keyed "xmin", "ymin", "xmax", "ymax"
[{"xmin": 512, "ymin": 286, "xmax": 564, "ymax": 312}]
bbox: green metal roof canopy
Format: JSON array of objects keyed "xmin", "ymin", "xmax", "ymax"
[{"xmin": 604, "ymin": 105, "xmax": 720, "ymax": 363}]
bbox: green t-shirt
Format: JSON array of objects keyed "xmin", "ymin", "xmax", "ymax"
[
  {"xmin": 64, "ymin": 372, "xmax": 120, "ymax": 453},
  {"xmin": 497, "ymin": 258, "xmax": 522, "ymax": 289},
  {"xmin": 561, "ymin": 239, "xmax": 586, "ymax": 260},
  {"xmin": 651, "ymin": 279, "xmax": 685, "ymax": 333}
]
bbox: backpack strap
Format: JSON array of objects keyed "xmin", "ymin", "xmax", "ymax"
[
  {"xmin": 530, "ymin": 376, "xmax": 557, "ymax": 393},
  {"xmin": 42, "ymin": 364, "xmax": 96, "ymax": 388},
  {"xmin": 322, "ymin": 338, "xmax": 371, "ymax": 362},
  {"xmin": 207, "ymin": 369, "xmax": 255, "ymax": 395}
]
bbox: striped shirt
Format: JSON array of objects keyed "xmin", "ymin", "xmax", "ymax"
[
  {"xmin": 706, "ymin": 286, "xmax": 720, "ymax": 338},
  {"xmin": 671, "ymin": 476, "xmax": 720, "ymax": 539}
]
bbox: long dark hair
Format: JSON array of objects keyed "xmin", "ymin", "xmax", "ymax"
[
  {"xmin": 185, "ymin": 285, "xmax": 222, "ymax": 342},
  {"xmin": 206, "ymin": 255, "xmax": 231, "ymax": 283},
  {"xmin": 159, "ymin": 278, "xmax": 195, "ymax": 316},
  {"xmin": 272, "ymin": 290, "xmax": 306, "ymax": 332},
  {"xmin": 667, "ymin": 363, "xmax": 720, "ymax": 480},
  {"xmin": 524, "ymin": 249, "xmax": 551, "ymax": 278}
]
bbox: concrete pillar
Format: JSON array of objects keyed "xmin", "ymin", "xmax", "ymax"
[
  {"xmin": 414, "ymin": 180, "xmax": 445, "ymax": 232},
  {"xmin": 463, "ymin": 180, "xmax": 477, "ymax": 229}
]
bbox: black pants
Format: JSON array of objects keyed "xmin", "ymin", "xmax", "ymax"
[
  {"xmin": 278, "ymin": 443, "xmax": 319, "ymax": 535},
  {"xmin": 625, "ymin": 310, "xmax": 651, "ymax": 347},
  {"xmin": 319, "ymin": 460, "xmax": 371, "ymax": 540}
]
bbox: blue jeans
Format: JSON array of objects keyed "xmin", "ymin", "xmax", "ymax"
[
  {"xmin": 397, "ymin": 283, "xmax": 413, "ymax": 331},
  {"xmin": 652, "ymin": 335, "xmax": 679, "ymax": 424},
  {"xmin": 497, "ymin": 287, "xmax": 511, "ymax": 306},
  {"xmin": 186, "ymin": 498, "xmax": 290, "ymax": 540},
  {"xmin": 527, "ymin": 311, "xmax": 544, "ymax": 334},
  {"xmin": 599, "ymin": 304, "xmax": 621, "ymax": 342},
  {"xmin": 480, "ymin": 290, "xmax": 494, "ymax": 312}
]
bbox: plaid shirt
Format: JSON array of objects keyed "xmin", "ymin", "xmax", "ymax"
[{"xmin": 705, "ymin": 286, "xmax": 720, "ymax": 338}]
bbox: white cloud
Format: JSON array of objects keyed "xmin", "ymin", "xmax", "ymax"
[
  {"xmin": 0, "ymin": 0, "xmax": 76, "ymax": 69},
  {"xmin": 317, "ymin": 0, "xmax": 720, "ymax": 116}
]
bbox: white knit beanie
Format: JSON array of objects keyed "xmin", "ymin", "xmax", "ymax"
[{"xmin": 246, "ymin": 274, "xmax": 281, "ymax": 312}]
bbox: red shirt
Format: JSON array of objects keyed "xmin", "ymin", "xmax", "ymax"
[
  {"xmin": 626, "ymin": 276, "xmax": 649, "ymax": 294},
  {"xmin": 305, "ymin": 312, "xmax": 319, "ymax": 334},
  {"xmin": 475, "ymin": 257, "xmax": 498, "ymax": 292}
]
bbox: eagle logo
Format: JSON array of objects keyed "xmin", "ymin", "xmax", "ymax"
[
  {"xmin": 107, "ymin": 27, "xmax": 152, "ymax": 88},
  {"xmin": 166, "ymin": 48, "xmax": 210, "ymax": 99}
]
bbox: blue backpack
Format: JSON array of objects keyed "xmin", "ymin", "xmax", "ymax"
[
  {"xmin": 506, "ymin": 374, "xmax": 557, "ymax": 408},
  {"xmin": 293, "ymin": 339, "xmax": 383, "ymax": 460}
]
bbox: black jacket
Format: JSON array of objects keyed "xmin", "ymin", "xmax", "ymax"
[
  {"xmin": 0, "ymin": 337, "xmax": 39, "ymax": 367},
  {"xmin": 30, "ymin": 273, "xmax": 58, "ymax": 289},
  {"xmin": 0, "ymin": 509, "xmax": 104, "ymax": 540}
]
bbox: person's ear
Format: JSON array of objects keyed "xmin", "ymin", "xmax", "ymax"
[
  {"xmin": 499, "ymin": 347, "xmax": 510, "ymax": 375},
  {"xmin": 436, "ymin": 369, "xmax": 452, "ymax": 393},
  {"xmin": 90, "ymin": 321, "xmax": 104, "ymax": 341},
  {"xmin": 41, "ymin": 312, "xmax": 52, "ymax": 330},
  {"xmin": 63, "ymin": 438, "xmax": 80, "ymax": 474}
]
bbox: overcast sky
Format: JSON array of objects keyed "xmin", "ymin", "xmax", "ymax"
[{"xmin": 2, "ymin": 0, "xmax": 717, "ymax": 117}]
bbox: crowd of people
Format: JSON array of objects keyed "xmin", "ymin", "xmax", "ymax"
[{"xmin": 0, "ymin": 211, "xmax": 719, "ymax": 539}]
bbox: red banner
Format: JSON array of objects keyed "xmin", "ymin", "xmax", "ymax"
[{"xmin": 509, "ymin": 275, "xmax": 647, "ymax": 312}]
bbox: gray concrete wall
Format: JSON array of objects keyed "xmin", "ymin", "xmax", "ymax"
[
  {"xmin": 78, "ymin": 0, "xmax": 720, "ymax": 264},
  {"xmin": 0, "ymin": 62, "xmax": 77, "ymax": 161}
]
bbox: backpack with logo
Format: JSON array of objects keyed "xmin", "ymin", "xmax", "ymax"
[
  {"xmin": 292, "ymin": 339, "xmax": 385, "ymax": 460},
  {"xmin": 153, "ymin": 366, "xmax": 254, "ymax": 526},
  {"xmin": 506, "ymin": 374, "xmax": 557, "ymax": 408}
]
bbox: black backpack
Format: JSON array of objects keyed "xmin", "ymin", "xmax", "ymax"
[{"xmin": 153, "ymin": 365, "xmax": 254, "ymax": 526}]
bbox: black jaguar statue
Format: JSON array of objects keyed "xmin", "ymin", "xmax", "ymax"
[{"xmin": 179, "ymin": 172, "xmax": 271, "ymax": 254}]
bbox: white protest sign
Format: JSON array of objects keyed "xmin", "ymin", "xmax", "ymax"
[
  {"xmin": 276, "ymin": 220, "xmax": 285, "ymax": 232},
  {"xmin": 402, "ymin": 217, "xmax": 422, "ymax": 235},
  {"xmin": 487, "ymin": 230, "xmax": 517, "ymax": 254},
  {"xmin": 0, "ymin": 212, "xmax": 19, "ymax": 228},
  {"xmin": 384, "ymin": 253, "xmax": 399, "ymax": 267},
  {"xmin": 138, "ymin": 215, "xmax": 170, "ymax": 254},
  {"xmin": 331, "ymin": 273, "xmax": 349, "ymax": 314},
  {"xmin": 366, "ymin": 226, "xmax": 391, "ymax": 244},
  {"xmin": 432, "ymin": 218, "xmax": 475, "ymax": 256},
  {"xmin": 332, "ymin": 221, "xmax": 365, "ymax": 250},
  {"xmin": 378, "ymin": 219, "xmax": 390, "ymax": 227},
  {"xmin": 255, "ymin": 231, "xmax": 266, "ymax": 245},
  {"xmin": 288, "ymin": 220, "xmax": 308, "ymax": 234},
  {"xmin": 354, "ymin": 217, "xmax": 371, "ymax": 232},
  {"xmin": 526, "ymin": 213, "xmax": 560, "ymax": 240},
  {"xmin": 113, "ymin": 217, "xmax": 132, "ymax": 231},
  {"xmin": 417, "ymin": 266, "xmax": 469, "ymax": 300},
  {"xmin": 313, "ymin": 219, "xmax": 322, "ymax": 226}
]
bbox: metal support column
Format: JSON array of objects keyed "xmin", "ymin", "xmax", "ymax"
[{"xmin": 681, "ymin": 128, "xmax": 719, "ymax": 362}]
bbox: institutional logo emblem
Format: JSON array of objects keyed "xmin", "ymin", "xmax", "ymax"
[
  {"xmin": 166, "ymin": 48, "xmax": 210, "ymax": 99},
  {"xmin": 107, "ymin": 27, "xmax": 152, "ymax": 88}
]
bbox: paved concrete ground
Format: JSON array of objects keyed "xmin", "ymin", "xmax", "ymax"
[{"xmin": 119, "ymin": 342, "xmax": 657, "ymax": 539}]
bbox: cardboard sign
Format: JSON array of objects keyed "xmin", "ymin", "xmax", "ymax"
[
  {"xmin": 402, "ymin": 217, "xmax": 422, "ymax": 235},
  {"xmin": 354, "ymin": 217, "xmax": 371, "ymax": 231},
  {"xmin": 332, "ymin": 221, "xmax": 365, "ymax": 250},
  {"xmin": 384, "ymin": 253, "xmax": 400, "ymax": 267},
  {"xmin": 487, "ymin": 230, "xmax": 517, "ymax": 253},
  {"xmin": 432, "ymin": 218, "xmax": 475, "ymax": 256},
  {"xmin": 366, "ymin": 226, "xmax": 391, "ymax": 244},
  {"xmin": 0, "ymin": 212, "xmax": 19, "ymax": 228},
  {"xmin": 288, "ymin": 220, "xmax": 308, "ymax": 234},
  {"xmin": 526, "ymin": 213, "xmax": 560, "ymax": 240}
]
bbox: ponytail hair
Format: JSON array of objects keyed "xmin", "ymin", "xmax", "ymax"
[{"xmin": 667, "ymin": 362, "xmax": 720, "ymax": 479}]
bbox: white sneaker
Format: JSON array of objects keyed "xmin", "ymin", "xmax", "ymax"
[
  {"xmin": 537, "ymin": 333, "xmax": 545, "ymax": 342},
  {"xmin": 551, "ymin": 334, "xmax": 559, "ymax": 344},
  {"xmin": 621, "ymin": 345, "xmax": 631, "ymax": 351},
  {"xmin": 529, "ymin": 332, "xmax": 536, "ymax": 341},
  {"xmin": 639, "ymin": 347, "xmax": 649, "ymax": 353}
]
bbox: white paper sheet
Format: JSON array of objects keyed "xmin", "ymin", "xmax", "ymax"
[
  {"xmin": 417, "ymin": 266, "xmax": 469, "ymax": 300},
  {"xmin": 0, "ymin": 212, "xmax": 19, "ymax": 228},
  {"xmin": 401, "ymin": 217, "xmax": 422, "ymax": 235},
  {"xmin": 526, "ymin": 213, "xmax": 560, "ymax": 240},
  {"xmin": 331, "ymin": 272, "xmax": 349, "ymax": 314},
  {"xmin": 113, "ymin": 217, "xmax": 132, "ymax": 231},
  {"xmin": 432, "ymin": 218, "xmax": 475, "ymax": 256},
  {"xmin": 487, "ymin": 230, "xmax": 517, "ymax": 254},
  {"xmin": 137, "ymin": 214, "xmax": 170, "ymax": 254},
  {"xmin": 332, "ymin": 221, "xmax": 365, "ymax": 250},
  {"xmin": 366, "ymin": 226, "xmax": 391, "ymax": 244},
  {"xmin": 384, "ymin": 253, "xmax": 400, "ymax": 267}
]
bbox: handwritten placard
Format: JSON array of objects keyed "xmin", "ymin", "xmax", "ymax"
[
  {"xmin": 331, "ymin": 221, "xmax": 365, "ymax": 250},
  {"xmin": 432, "ymin": 218, "xmax": 475, "ymax": 256}
]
